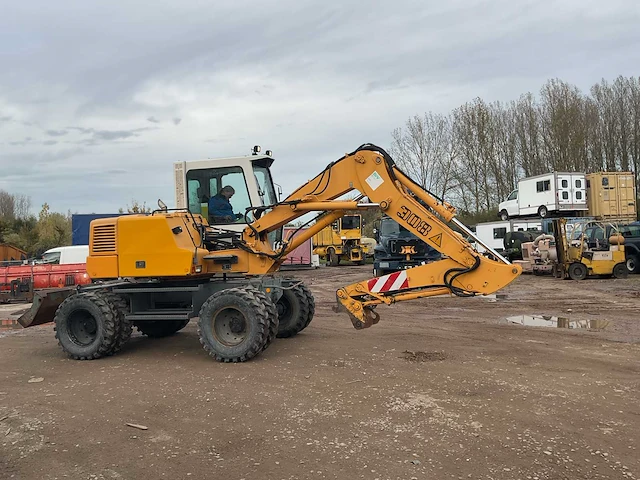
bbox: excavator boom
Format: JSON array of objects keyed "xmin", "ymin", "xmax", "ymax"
[{"xmin": 234, "ymin": 144, "xmax": 522, "ymax": 329}]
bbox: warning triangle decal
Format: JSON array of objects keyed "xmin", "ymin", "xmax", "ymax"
[{"xmin": 429, "ymin": 233, "xmax": 442, "ymax": 248}]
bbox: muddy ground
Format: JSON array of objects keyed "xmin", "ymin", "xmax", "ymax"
[{"xmin": 1, "ymin": 265, "xmax": 639, "ymax": 480}]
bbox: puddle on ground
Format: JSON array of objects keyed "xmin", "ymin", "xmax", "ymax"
[{"xmin": 502, "ymin": 315, "xmax": 610, "ymax": 330}]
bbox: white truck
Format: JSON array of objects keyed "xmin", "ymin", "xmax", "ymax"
[
  {"xmin": 472, "ymin": 220, "xmax": 543, "ymax": 254},
  {"xmin": 498, "ymin": 172, "xmax": 588, "ymax": 221}
]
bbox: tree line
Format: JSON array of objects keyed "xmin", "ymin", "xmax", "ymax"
[
  {"xmin": 389, "ymin": 75, "xmax": 640, "ymax": 224},
  {"xmin": 0, "ymin": 190, "xmax": 72, "ymax": 257},
  {"xmin": 0, "ymin": 190, "xmax": 154, "ymax": 257}
]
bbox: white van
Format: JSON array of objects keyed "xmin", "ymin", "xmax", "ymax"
[
  {"xmin": 39, "ymin": 245, "xmax": 89, "ymax": 265},
  {"xmin": 498, "ymin": 172, "xmax": 588, "ymax": 220}
]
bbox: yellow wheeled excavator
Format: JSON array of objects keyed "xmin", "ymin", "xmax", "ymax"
[{"xmin": 18, "ymin": 144, "xmax": 521, "ymax": 362}]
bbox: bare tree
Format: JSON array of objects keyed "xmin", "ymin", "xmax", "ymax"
[
  {"xmin": 591, "ymin": 79, "xmax": 618, "ymax": 171},
  {"xmin": 513, "ymin": 93, "xmax": 544, "ymax": 176},
  {"xmin": 613, "ymin": 76, "xmax": 632, "ymax": 171},
  {"xmin": 539, "ymin": 79, "xmax": 587, "ymax": 172},
  {"xmin": 13, "ymin": 194, "xmax": 32, "ymax": 219},
  {"xmin": 390, "ymin": 112, "xmax": 457, "ymax": 200},
  {"xmin": 391, "ymin": 75, "xmax": 640, "ymax": 219},
  {"xmin": 0, "ymin": 190, "xmax": 15, "ymax": 220},
  {"xmin": 451, "ymin": 99, "xmax": 496, "ymax": 214}
]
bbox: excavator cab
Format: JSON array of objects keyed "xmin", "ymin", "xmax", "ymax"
[{"xmin": 174, "ymin": 146, "xmax": 282, "ymax": 244}]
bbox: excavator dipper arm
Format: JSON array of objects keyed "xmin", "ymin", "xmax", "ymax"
[{"xmin": 238, "ymin": 144, "xmax": 521, "ymax": 329}]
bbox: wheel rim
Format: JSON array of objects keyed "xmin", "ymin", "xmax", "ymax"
[
  {"xmin": 67, "ymin": 309, "xmax": 98, "ymax": 346},
  {"xmin": 212, "ymin": 307, "xmax": 249, "ymax": 346},
  {"xmin": 627, "ymin": 257, "xmax": 636, "ymax": 271}
]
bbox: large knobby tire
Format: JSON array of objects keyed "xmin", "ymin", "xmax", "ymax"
[
  {"xmin": 568, "ymin": 262, "xmax": 588, "ymax": 281},
  {"xmin": 250, "ymin": 288, "xmax": 278, "ymax": 350},
  {"xmin": 299, "ymin": 283, "xmax": 316, "ymax": 331},
  {"xmin": 276, "ymin": 283, "xmax": 313, "ymax": 338},
  {"xmin": 103, "ymin": 292, "xmax": 132, "ymax": 355},
  {"xmin": 197, "ymin": 287, "xmax": 277, "ymax": 362},
  {"xmin": 53, "ymin": 291, "xmax": 119, "ymax": 360},
  {"xmin": 134, "ymin": 319, "xmax": 190, "ymax": 338},
  {"xmin": 613, "ymin": 262, "xmax": 629, "ymax": 279}
]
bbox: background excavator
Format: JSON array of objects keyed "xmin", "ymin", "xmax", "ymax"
[{"xmin": 18, "ymin": 144, "xmax": 522, "ymax": 363}]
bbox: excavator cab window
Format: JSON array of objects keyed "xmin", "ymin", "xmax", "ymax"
[
  {"xmin": 186, "ymin": 167, "xmax": 252, "ymax": 223},
  {"xmin": 252, "ymin": 164, "xmax": 278, "ymax": 207}
]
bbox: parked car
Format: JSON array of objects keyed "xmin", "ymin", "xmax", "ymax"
[{"xmin": 36, "ymin": 246, "xmax": 89, "ymax": 265}]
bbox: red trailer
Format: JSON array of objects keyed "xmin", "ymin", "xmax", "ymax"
[
  {"xmin": 282, "ymin": 227, "xmax": 315, "ymax": 268},
  {"xmin": 0, "ymin": 263, "xmax": 90, "ymax": 303}
]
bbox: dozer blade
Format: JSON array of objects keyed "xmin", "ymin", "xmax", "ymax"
[{"xmin": 17, "ymin": 288, "xmax": 77, "ymax": 328}]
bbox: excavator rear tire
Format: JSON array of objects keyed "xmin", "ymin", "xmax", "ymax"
[
  {"xmin": 134, "ymin": 319, "xmax": 190, "ymax": 338},
  {"xmin": 276, "ymin": 283, "xmax": 313, "ymax": 338},
  {"xmin": 103, "ymin": 292, "xmax": 132, "ymax": 354},
  {"xmin": 299, "ymin": 283, "xmax": 316, "ymax": 331},
  {"xmin": 197, "ymin": 286, "xmax": 277, "ymax": 362},
  {"xmin": 53, "ymin": 291, "xmax": 119, "ymax": 360}
]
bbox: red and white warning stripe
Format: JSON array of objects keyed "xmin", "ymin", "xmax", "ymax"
[{"xmin": 367, "ymin": 270, "xmax": 409, "ymax": 293}]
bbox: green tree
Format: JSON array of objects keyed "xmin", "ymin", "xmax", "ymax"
[
  {"xmin": 34, "ymin": 203, "xmax": 72, "ymax": 254},
  {"xmin": 119, "ymin": 199, "xmax": 153, "ymax": 214}
]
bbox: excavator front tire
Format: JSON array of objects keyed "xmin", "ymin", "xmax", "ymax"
[
  {"xmin": 103, "ymin": 292, "xmax": 133, "ymax": 355},
  {"xmin": 53, "ymin": 291, "xmax": 119, "ymax": 360},
  {"xmin": 197, "ymin": 286, "xmax": 278, "ymax": 362},
  {"xmin": 276, "ymin": 282, "xmax": 315, "ymax": 338}
]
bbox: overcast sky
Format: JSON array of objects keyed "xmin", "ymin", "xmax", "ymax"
[{"xmin": 1, "ymin": 0, "xmax": 639, "ymax": 215}]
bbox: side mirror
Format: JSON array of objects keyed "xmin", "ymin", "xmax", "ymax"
[{"xmin": 158, "ymin": 199, "xmax": 168, "ymax": 211}]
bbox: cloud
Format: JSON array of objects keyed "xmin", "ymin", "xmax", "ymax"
[
  {"xmin": 65, "ymin": 126, "xmax": 157, "ymax": 143},
  {"xmin": 9, "ymin": 137, "xmax": 34, "ymax": 146},
  {"xmin": 147, "ymin": 116, "xmax": 160, "ymax": 123},
  {"xmin": 172, "ymin": 117, "xmax": 182, "ymax": 125},
  {"xmin": 46, "ymin": 129, "xmax": 68, "ymax": 136}
]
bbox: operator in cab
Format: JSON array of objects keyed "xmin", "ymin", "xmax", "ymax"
[{"xmin": 208, "ymin": 185, "xmax": 243, "ymax": 223}]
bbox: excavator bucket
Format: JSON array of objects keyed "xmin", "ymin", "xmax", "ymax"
[{"xmin": 17, "ymin": 288, "xmax": 76, "ymax": 328}]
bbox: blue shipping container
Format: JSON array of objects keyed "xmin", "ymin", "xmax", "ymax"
[{"xmin": 71, "ymin": 214, "xmax": 123, "ymax": 245}]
